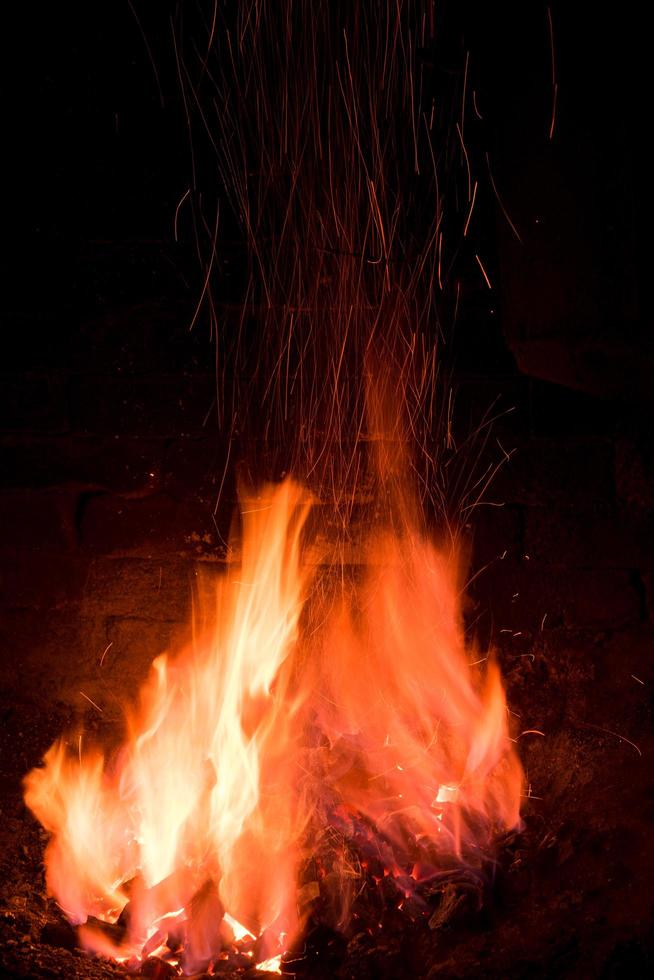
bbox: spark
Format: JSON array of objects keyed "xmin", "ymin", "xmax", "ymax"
[
  {"xmin": 452, "ymin": 280, "xmax": 461, "ymax": 329},
  {"xmin": 204, "ymin": 0, "xmax": 219, "ymax": 60},
  {"xmin": 99, "ymin": 643, "xmax": 113, "ymax": 667},
  {"xmin": 456, "ymin": 122, "xmax": 472, "ymax": 203},
  {"xmin": 547, "ymin": 6, "xmax": 557, "ymax": 140},
  {"xmin": 463, "ymin": 180, "xmax": 478, "ymax": 237},
  {"xmin": 575, "ymin": 720, "xmax": 642, "ymax": 757},
  {"xmin": 79, "ymin": 691, "xmax": 103, "ymax": 714},
  {"xmin": 187, "ymin": 202, "xmax": 220, "ymax": 332},
  {"xmin": 475, "ymin": 253, "xmax": 492, "ymax": 289},
  {"xmin": 126, "ymin": 0, "xmax": 164, "ymax": 108},
  {"xmin": 173, "ymin": 187, "xmax": 191, "ymax": 242},
  {"xmin": 460, "ymin": 50, "xmax": 469, "ymax": 138},
  {"xmin": 485, "ymin": 153, "xmax": 523, "ymax": 243}
]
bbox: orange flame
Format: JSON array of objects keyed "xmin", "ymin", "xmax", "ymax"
[{"xmin": 24, "ymin": 477, "xmax": 522, "ymax": 966}]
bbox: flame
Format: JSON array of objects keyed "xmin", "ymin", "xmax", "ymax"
[{"xmin": 24, "ymin": 476, "xmax": 523, "ymax": 967}]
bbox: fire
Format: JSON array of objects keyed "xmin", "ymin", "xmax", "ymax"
[
  {"xmin": 20, "ymin": 0, "xmax": 529, "ymax": 969},
  {"xmin": 24, "ymin": 474, "xmax": 523, "ymax": 971}
]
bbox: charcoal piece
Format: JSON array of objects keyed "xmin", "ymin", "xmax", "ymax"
[
  {"xmin": 297, "ymin": 879, "xmax": 321, "ymax": 909},
  {"xmin": 420, "ymin": 867, "xmax": 485, "ymax": 903},
  {"xmin": 427, "ymin": 884, "xmax": 466, "ymax": 930},
  {"xmin": 138, "ymin": 866, "xmax": 196, "ymax": 924},
  {"xmin": 225, "ymin": 950, "xmax": 255, "ymax": 968},
  {"xmin": 212, "ymin": 958, "xmax": 245, "ymax": 975},
  {"xmin": 380, "ymin": 872, "xmax": 405, "ymax": 905},
  {"xmin": 83, "ymin": 915, "xmax": 127, "ymax": 946},
  {"xmin": 396, "ymin": 895, "xmax": 425, "ymax": 923},
  {"xmin": 210, "ymin": 960, "xmax": 236, "ymax": 975},
  {"xmin": 40, "ymin": 918, "xmax": 79, "ymax": 951},
  {"xmin": 140, "ymin": 955, "xmax": 178, "ymax": 978},
  {"xmin": 393, "ymin": 871, "xmax": 420, "ymax": 899},
  {"xmin": 427, "ymin": 876, "xmax": 483, "ymax": 932},
  {"xmin": 115, "ymin": 897, "xmax": 133, "ymax": 935},
  {"xmin": 364, "ymin": 856, "xmax": 384, "ymax": 879},
  {"xmin": 346, "ymin": 930, "xmax": 372, "ymax": 958},
  {"xmin": 102, "ymin": 867, "xmax": 196, "ymax": 954}
]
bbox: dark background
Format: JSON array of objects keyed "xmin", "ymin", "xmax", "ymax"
[{"xmin": 1, "ymin": 2, "xmax": 653, "ymax": 977}]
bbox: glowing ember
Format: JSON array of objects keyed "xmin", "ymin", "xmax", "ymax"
[{"xmin": 24, "ymin": 475, "xmax": 523, "ymax": 971}]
